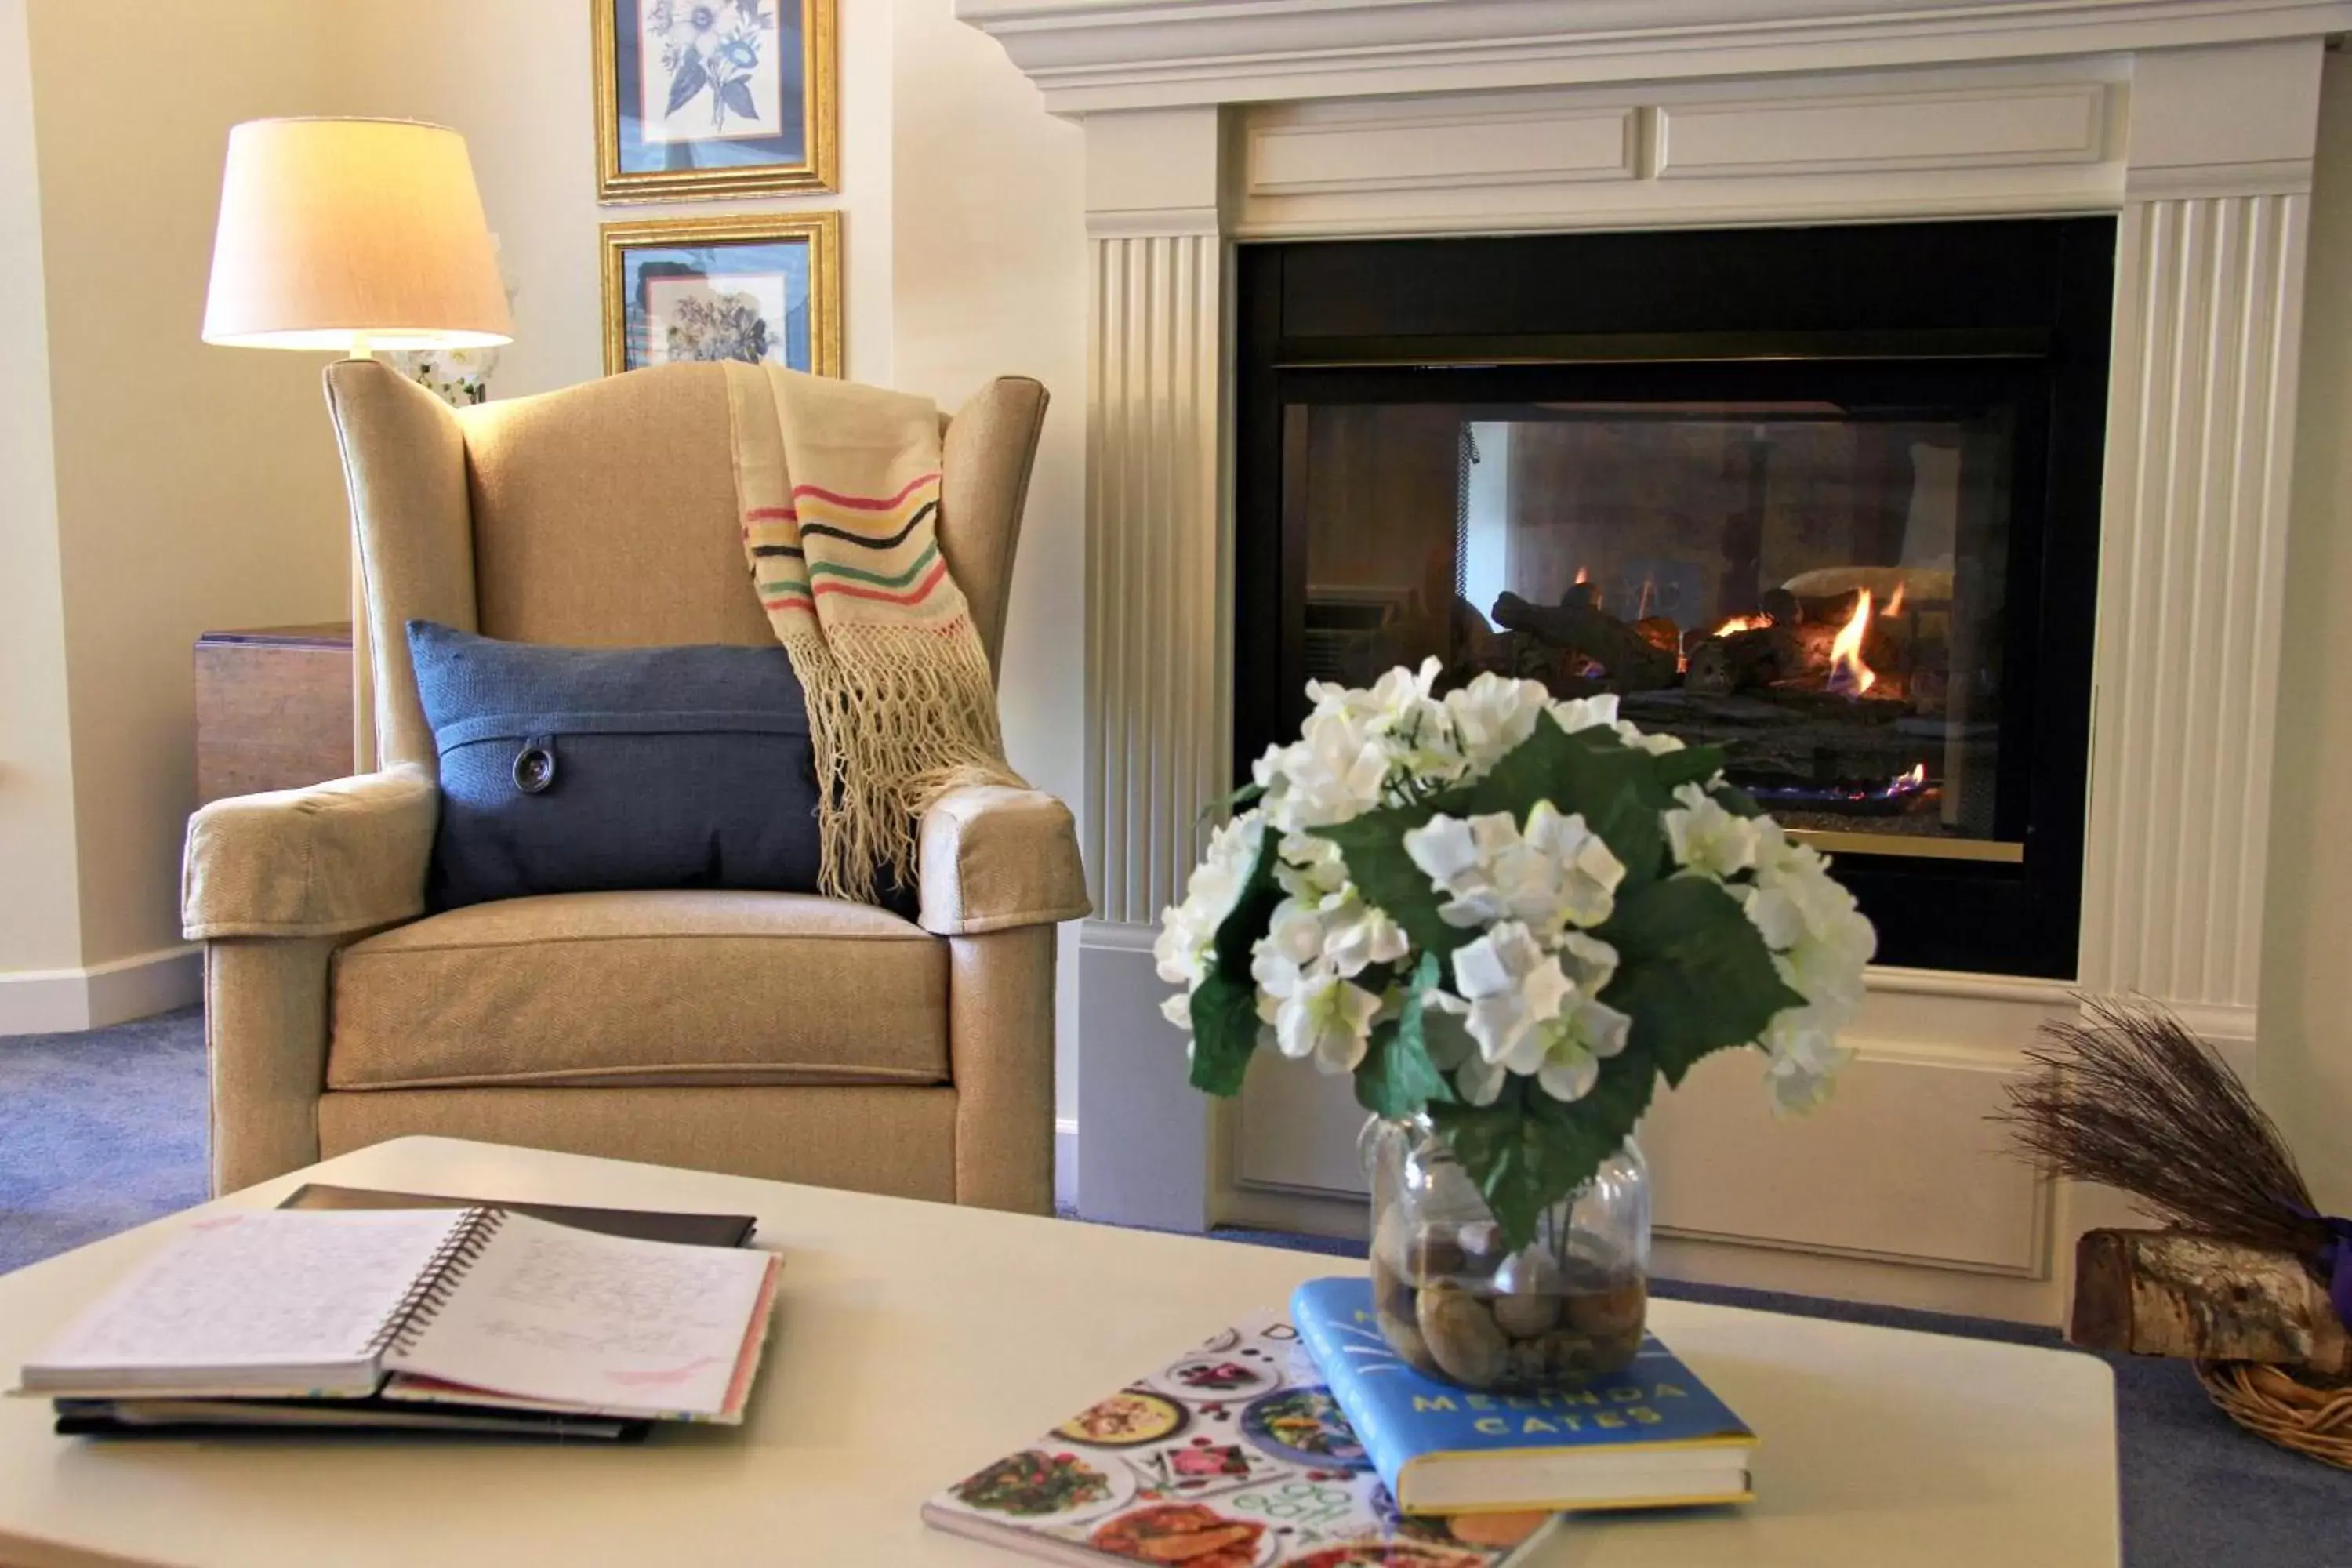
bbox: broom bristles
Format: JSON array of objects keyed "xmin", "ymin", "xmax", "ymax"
[{"xmin": 2000, "ymin": 996, "xmax": 2332, "ymax": 1259}]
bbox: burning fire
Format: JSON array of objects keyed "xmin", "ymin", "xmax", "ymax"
[
  {"xmin": 1711, "ymin": 613, "xmax": 1775, "ymax": 637},
  {"xmin": 1900, "ymin": 763, "xmax": 1925, "ymax": 789},
  {"xmin": 1825, "ymin": 590, "xmax": 1877, "ymax": 697},
  {"xmin": 1885, "ymin": 583, "xmax": 1907, "ymax": 619}
]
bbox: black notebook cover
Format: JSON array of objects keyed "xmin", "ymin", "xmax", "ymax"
[
  {"xmin": 277, "ymin": 1183, "xmax": 757, "ymax": 1249},
  {"xmin": 55, "ymin": 1396, "xmax": 650, "ymax": 1442}
]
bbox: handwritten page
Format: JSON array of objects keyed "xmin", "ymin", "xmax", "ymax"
[
  {"xmin": 26, "ymin": 1210, "xmax": 468, "ymax": 1382},
  {"xmin": 383, "ymin": 1212, "xmax": 775, "ymax": 1419}
]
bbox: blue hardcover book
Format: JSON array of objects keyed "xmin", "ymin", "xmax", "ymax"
[{"xmin": 1292, "ymin": 1276, "xmax": 1756, "ymax": 1517}]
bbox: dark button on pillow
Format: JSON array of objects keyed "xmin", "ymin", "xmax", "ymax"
[
  {"xmin": 405, "ymin": 621, "xmax": 822, "ymax": 910},
  {"xmin": 511, "ymin": 736, "xmax": 557, "ymax": 795}
]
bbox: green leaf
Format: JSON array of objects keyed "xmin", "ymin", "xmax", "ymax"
[
  {"xmin": 1456, "ymin": 714, "xmax": 1668, "ymax": 891},
  {"xmin": 1196, "ymin": 781, "xmax": 1265, "ymax": 826},
  {"xmin": 1354, "ymin": 952, "xmax": 1454, "ymax": 1119},
  {"xmin": 1427, "ymin": 1054, "xmax": 1659, "ymax": 1253},
  {"xmin": 1599, "ymin": 875, "xmax": 1805, "ymax": 1087},
  {"xmin": 1185, "ymin": 828, "xmax": 1286, "ymax": 1099},
  {"xmin": 1186, "ymin": 970, "xmax": 1261, "ymax": 1097},
  {"xmin": 1307, "ymin": 804, "xmax": 1467, "ymax": 959},
  {"xmin": 1210, "ymin": 831, "xmax": 1286, "ymax": 979},
  {"xmin": 1648, "ymin": 742, "xmax": 1727, "ymax": 795},
  {"xmin": 1707, "ymin": 779, "xmax": 1766, "ymax": 819}
]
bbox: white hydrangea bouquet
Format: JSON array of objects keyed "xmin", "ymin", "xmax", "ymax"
[{"xmin": 1156, "ymin": 659, "xmax": 1876, "ymax": 1250}]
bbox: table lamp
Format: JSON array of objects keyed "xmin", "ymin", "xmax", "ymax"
[{"xmin": 201, "ymin": 116, "xmax": 513, "ymax": 769}]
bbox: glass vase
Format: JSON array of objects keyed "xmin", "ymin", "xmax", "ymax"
[{"xmin": 1363, "ymin": 1113, "xmax": 1650, "ymax": 1391}]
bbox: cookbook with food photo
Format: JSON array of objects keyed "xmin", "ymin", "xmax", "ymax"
[{"xmin": 922, "ymin": 1316, "xmax": 1564, "ymax": 1567}]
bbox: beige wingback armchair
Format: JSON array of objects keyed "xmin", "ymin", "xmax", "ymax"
[{"xmin": 182, "ymin": 361, "xmax": 1088, "ymax": 1211}]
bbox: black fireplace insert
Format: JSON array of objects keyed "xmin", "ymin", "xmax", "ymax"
[{"xmin": 1233, "ymin": 218, "xmax": 2114, "ymax": 978}]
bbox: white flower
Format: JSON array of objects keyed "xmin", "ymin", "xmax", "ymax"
[
  {"xmin": 1255, "ymin": 706, "xmax": 1392, "ymax": 832},
  {"xmin": 1274, "ymin": 833, "xmax": 1349, "ymax": 902},
  {"xmin": 1520, "ymin": 801, "xmax": 1625, "ymax": 930},
  {"xmin": 1258, "ymin": 838, "xmax": 1408, "ymax": 982},
  {"xmin": 1733, "ymin": 818, "xmax": 1876, "ymax": 1113},
  {"xmin": 1556, "ymin": 928, "xmax": 1621, "ymax": 993},
  {"xmin": 1258, "ymin": 897, "xmax": 1327, "ymax": 968},
  {"xmin": 1551, "ymin": 692, "xmax": 1682, "ymax": 756},
  {"xmin": 1757, "ymin": 1004, "xmax": 1855, "ymax": 1114},
  {"xmin": 1663, "ymin": 782, "xmax": 1761, "ymax": 880},
  {"xmin": 1416, "ymin": 993, "xmax": 1500, "ymax": 1105},
  {"xmin": 1261, "ymin": 962, "xmax": 1383, "ymax": 1074},
  {"xmin": 1549, "ymin": 693, "xmax": 1621, "ymax": 735},
  {"xmin": 1401, "ymin": 812, "xmax": 1482, "ymax": 897},
  {"xmin": 1323, "ymin": 899, "xmax": 1410, "ymax": 977},
  {"xmin": 1309, "ymin": 656, "xmax": 1441, "ymax": 738},
  {"xmin": 1403, "ymin": 804, "xmax": 1624, "ymax": 936},
  {"xmin": 1446, "ymin": 922, "xmax": 1573, "ymax": 1075},
  {"xmin": 1153, "ymin": 809, "xmax": 1266, "ymax": 1007},
  {"xmin": 1443, "ymin": 673, "xmax": 1548, "ymax": 776},
  {"xmin": 1531, "ymin": 995, "xmax": 1633, "ymax": 1103},
  {"xmin": 1741, "ymin": 833, "xmax": 1875, "ymax": 1019}
]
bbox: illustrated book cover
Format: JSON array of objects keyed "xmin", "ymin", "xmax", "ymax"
[
  {"xmin": 1291, "ymin": 1276, "xmax": 1755, "ymax": 1516},
  {"xmin": 923, "ymin": 1311, "xmax": 1564, "ymax": 1567}
]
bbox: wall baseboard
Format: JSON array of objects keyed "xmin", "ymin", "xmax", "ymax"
[
  {"xmin": 0, "ymin": 945, "xmax": 201, "ymax": 1036},
  {"xmin": 1055, "ymin": 1117, "xmax": 1078, "ymax": 1211}
]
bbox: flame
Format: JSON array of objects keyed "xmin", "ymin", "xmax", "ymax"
[
  {"xmin": 1826, "ymin": 590, "xmax": 1877, "ymax": 697},
  {"xmin": 1711, "ymin": 613, "xmax": 1775, "ymax": 637},
  {"xmin": 1574, "ymin": 565, "xmax": 1589, "ymax": 585},
  {"xmin": 1886, "ymin": 583, "xmax": 1907, "ymax": 618},
  {"xmin": 1901, "ymin": 763, "xmax": 1925, "ymax": 787}
]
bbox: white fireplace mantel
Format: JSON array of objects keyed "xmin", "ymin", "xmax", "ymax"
[
  {"xmin": 964, "ymin": 0, "xmax": 2352, "ymax": 1316},
  {"xmin": 961, "ymin": 0, "xmax": 2352, "ymax": 111}
]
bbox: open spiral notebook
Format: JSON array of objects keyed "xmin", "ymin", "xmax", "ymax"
[{"xmin": 13, "ymin": 1208, "xmax": 780, "ymax": 1425}]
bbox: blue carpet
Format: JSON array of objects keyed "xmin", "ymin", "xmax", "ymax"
[
  {"xmin": 0, "ymin": 1006, "xmax": 206, "ymax": 1272},
  {"xmin": 4, "ymin": 1007, "xmax": 2348, "ymax": 1564}
]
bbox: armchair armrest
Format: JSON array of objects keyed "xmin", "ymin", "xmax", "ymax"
[
  {"xmin": 917, "ymin": 786, "xmax": 1091, "ymax": 936},
  {"xmin": 182, "ymin": 764, "xmax": 439, "ymax": 941}
]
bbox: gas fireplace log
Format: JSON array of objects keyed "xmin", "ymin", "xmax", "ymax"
[
  {"xmin": 1686, "ymin": 625, "xmax": 1802, "ymax": 696},
  {"xmin": 1490, "ymin": 591, "xmax": 1677, "ymax": 691},
  {"xmin": 2067, "ymin": 1229, "xmax": 2352, "ymax": 1376}
]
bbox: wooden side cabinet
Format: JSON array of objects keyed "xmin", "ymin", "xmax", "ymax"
[{"xmin": 194, "ymin": 624, "xmax": 356, "ymax": 807}]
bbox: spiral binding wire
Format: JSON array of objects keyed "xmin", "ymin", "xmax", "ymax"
[{"xmin": 367, "ymin": 1207, "xmax": 506, "ymax": 1360}]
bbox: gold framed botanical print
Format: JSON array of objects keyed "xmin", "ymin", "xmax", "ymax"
[
  {"xmin": 601, "ymin": 212, "xmax": 842, "ymax": 377},
  {"xmin": 593, "ymin": 0, "xmax": 838, "ymax": 202}
]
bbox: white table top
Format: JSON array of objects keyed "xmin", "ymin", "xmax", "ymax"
[{"xmin": 0, "ymin": 1137, "xmax": 2118, "ymax": 1567}]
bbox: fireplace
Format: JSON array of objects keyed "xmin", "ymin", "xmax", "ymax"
[
  {"xmin": 965, "ymin": 0, "xmax": 2329, "ymax": 1307},
  {"xmin": 1236, "ymin": 219, "xmax": 2114, "ymax": 978}
]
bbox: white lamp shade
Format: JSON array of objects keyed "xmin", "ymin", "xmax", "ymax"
[{"xmin": 202, "ymin": 117, "xmax": 514, "ymax": 352}]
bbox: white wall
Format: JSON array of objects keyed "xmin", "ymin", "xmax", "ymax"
[
  {"xmin": 0, "ymin": 0, "xmax": 354, "ymax": 1030},
  {"xmin": 891, "ymin": 0, "xmax": 1089, "ymax": 1139},
  {"xmin": 0, "ymin": 0, "xmax": 83, "ymax": 1001},
  {"xmin": 2260, "ymin": 52, "xmax": 2352, "ymax": 1214},
  {"xmin": 336, "ymin": 1, "xmax": 896, "ymax": 394}
]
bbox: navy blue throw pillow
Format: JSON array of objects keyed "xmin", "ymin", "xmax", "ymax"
[{"xmin": 405, "ymin": 620, "xmax": 823, "ymax": 911}]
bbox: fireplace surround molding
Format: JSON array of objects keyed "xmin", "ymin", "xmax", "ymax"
[
  {"xmin": 962, "ymin": 0, "xmax": 2352, "ymax": 111},
  {"xmin": 962, "ymin": 0, "xmax": 2352, "ymax": 1312}
]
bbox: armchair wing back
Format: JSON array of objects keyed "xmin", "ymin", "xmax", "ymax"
[
  {"xmin": 186, "ymin": 361, "xmax": 1083, "ymax": 1209},
  {"xmin": 327, "ymin": 361, "xmax": 1047, "ymax": 770}
]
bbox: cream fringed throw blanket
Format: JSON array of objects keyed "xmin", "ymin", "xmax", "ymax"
[{"xmin": 725, "ymin": 363, "xmax": 1023, "ymax": 903}]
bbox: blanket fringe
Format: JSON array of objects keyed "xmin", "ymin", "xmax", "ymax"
[{"xmin": 782, "ymin": 622, "xmax": 1025, "ymax": 902}]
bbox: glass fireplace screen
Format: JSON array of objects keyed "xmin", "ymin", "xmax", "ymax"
[{"xmin": 1295, "ymin": 399, "xmax": 2022, "ymax": 858}]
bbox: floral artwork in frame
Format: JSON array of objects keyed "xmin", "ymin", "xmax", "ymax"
[
  {"xmin": 594, "ymin": 0, "xmax": 837, "ymax": 201},
  {"xmin": 600, "ymin": 213, "xmax": 841, "ymax": 378}
]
